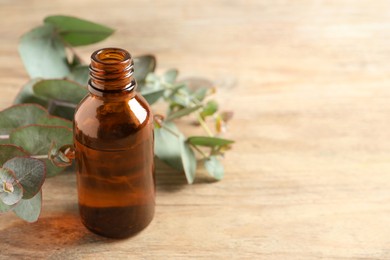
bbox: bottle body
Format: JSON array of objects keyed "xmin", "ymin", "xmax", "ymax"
[{"xmin": 73, "ymin": 48, "xmax": 155, "ymax": 238}]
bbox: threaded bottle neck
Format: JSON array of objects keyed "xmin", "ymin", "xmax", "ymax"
[{"xmin": 89, "ymin": 48, "xmax": 136, "ymax": 95}]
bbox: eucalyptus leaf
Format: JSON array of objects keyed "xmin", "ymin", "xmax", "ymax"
[
  {"xmin": 179, "ymin": 135, "xmax": 196, "ymax": 184},
  {"xmin": 9, "ymin": 125, "xmax": 73, "ymax": 177},
  {"xmin": 193, "ymin": 87, "xmax": 208, "ymax": 102},
  {"xmin": 162, "ymin": 69, "xmax": 178, "ymax": 84},
  {"xmin": 0, "ymin": 104, "xmax": 47, "ymax": 134},
  {"xmin": 200, "ymin": 100, "xmax": 218, "ymax": 118},
  {"xmin": 0, "ymin": 200, "xmax": 12, "ymax": 213},
  {"xmin": 0, "ymin": 145, "xmax": 29, "ymax": 165},
  {"xmin": 154, "ymin": 122, "xmax": 183, "ymax": 171},
  {"xmin": 0, "ymin": 103, "xmax": 72, "ymax": 133},
  {"xmin": 36, "ymin": 115, "xmax": 72, "ymax": 129},
  {"xmin": 14, "ymin": 79, "xmax": 48, "ymax": 107},
  {"xmin": 44, "ymin": 15, "xmax": 114, "ymax": 46},
  {"xmin": 0, "ymin": 168, "xmax": 23, "ymax": 205},
  {"xmin": 187, "ymin": 136, "xmax": 234, "ymax": 147},
  {"xmin": 19, "ymin": 24, "xmax": 70, "ymax": 78},
  {"xmin": 140, "ymin": 89, "xmax": 165, "ymax": 105},
  {"xmin": 13, "ymin": 190, "xmax": 42, "ymax": 223},
  {"xmin": 33, "ymin": 79, "xmax": 87, "ymax": 104},
  {"xmin": 166, "ymin": 105, "xmax": 202, "ymax": 121},
  {"xmin": 3, "ymin": 157, "xmax": 45, "ymax": 199},
  {"xmin": 204, "ymin": 156, "xmax": 224, "ymax": 180},
  {"xmin": 67, "ymin": 65, "xmax": 90, "ymax": 86},
  {"xmin": 134, "ymin": 55, "xmax": 156, "ymax": 90}
]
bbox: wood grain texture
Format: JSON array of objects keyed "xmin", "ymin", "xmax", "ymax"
[{"xmin": 1, "ymin": 0, "xmax": 390, "ymax": 259}]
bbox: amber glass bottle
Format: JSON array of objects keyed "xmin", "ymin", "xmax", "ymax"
[{"xmin": 73, "ymin": 48, "xmax": 155, "ymax": 238}]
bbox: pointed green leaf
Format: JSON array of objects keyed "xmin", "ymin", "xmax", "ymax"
[
  {"xmin": 187, "ymin": 136, "xmax": 234, "ymax": 147},
  {"xmin": 44, "ymin": 15, "xmax": 114, "ymax": 46},
  {"xmin": 3, "ymin": 157, "xmax": 45, "ymax": 199},
  {"xmin": 0, "ymin": 168, "xmax": 23, "ymax": 205},
  {"xmin": 13, "ymin": 79, "xmax": 48, "ymax": 106},
  {"xmin": 9, "ymin": 125, "xmax": 73, "ymax": 177},
  {"xmin": 0, "ymin": 104, "xmax": 47, "ymax": 134},
  {"xmin": 166, "ymin": 105, "xmax": 202, "ymax": 121},
  {"xmin": 13, "ymin": 190, "xmax": 42, "ymax": 223},
  {"xmin": 204, "ymin": 156, "xmax": 224, "ymax": 180},
  {"xmin": 33, "ymin": 79, "xmax": 87, "ymax": 104},
  {"xmin": 154, "ymin": 122, "xmax": 183, "ymax": 171},
  {"xmin": 0, "ymin": 145, "xmax": 29, "ymax": 165},
  {"xmin": 67, "ymin": 65, "xmax": 90, "ymax": 86},
  {"xmin": 134, "ymin": 55, "xmax": 156, "ymax": 89},
  {"xmin": 193, "ymin": 87, "xmax": 208, "ymax": 102},
  {"xmin": 19, "ymin": 24, "xmax": 70, "ymax": 78},
  {"xmin": 179, "ymin": 135, "xmax": 196, "ymax": 184},
  {"xmin": 140, "ymin": 88, "xmax": 165, "ymax": 105},
  {"xmin": 200, "ymin": 100, "xmax": 218, "ymax": 118}
]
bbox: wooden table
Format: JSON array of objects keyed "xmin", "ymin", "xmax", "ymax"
[{"xmin": 1, "ymin": 0, "xmax": 390, "ymax": 259}]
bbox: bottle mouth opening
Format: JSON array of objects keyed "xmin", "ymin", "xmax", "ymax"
[{"xmin": 91, "ymin": 48, "xmax": 131, "ymax": 65}]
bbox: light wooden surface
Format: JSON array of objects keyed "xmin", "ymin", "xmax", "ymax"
[{"xmin": 1, "ymin": 0, "xmax": 390, "ymax": 259}]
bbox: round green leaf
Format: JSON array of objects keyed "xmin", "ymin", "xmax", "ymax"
[
  {"xmin": 0, "ymin": 104, "xmax": 48, "ymax": 135},
  {"xmin": 0, "ymin": 168, "xmax": 23, "ymax": 205},
  {"xmin": 187, "ymin": 136, "xmax": 234, "ymax": 147},
  {"xmin": 179, "ymin": 135, "xmax": 196, "ymax": 184},
  {"xmin": 33, "ymin": 79, "xmax": 87, "ymax": 104},
  {"xmin": 44, "ymin": 15, "xmax": 114, "ymax": 47},
  {"xmin": 9, "ymin": 125, "xmax": 73, "ymax": 177},
  {"xmin": 0, "ymin": 200, "xmax": 12, "ymax": 213},
  {"xmin": 13, "ymin": 190, "xmax": 42, "ymax": 223},
  {"xmin": 0, "ymin": 145, "xmax": 29, "ymax": 165},
  {"xmin": 19, "ymin": 24, "xmax": 70, "ymax": 78},
  {"xmin": 3, "ymin": 157, "xmax": 45, "ymax": 199},
  {"xmin": 204, "ymin": 156, "xmax": 224, "ymax": 180},
  {"xmin": 154, "ymin": 122, "xmax": 183, "ymax": 172},
  {"xmin": 36, "ymin": 115, "xmax": 72, "ymax": 129},
  {"xmin": 0, "ymin": 103, "xmax": 72, "ymax": 135}
]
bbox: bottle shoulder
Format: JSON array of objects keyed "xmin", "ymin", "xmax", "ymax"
[{"xmin": 74, "ymin": 93, "xmax": 153, "ymax": 149}]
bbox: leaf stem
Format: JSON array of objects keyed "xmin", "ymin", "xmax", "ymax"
[
  {"xmin": 30, "ymin": 155, "xmax": 49, "ymax": 159},
  {"xmin": 189, "ymin": 143, "xmax": 208, "ymax": 159},
  {"xmin": 0, "ymin": 135, "xmax": 9, "ymax": 140},
  {"xmin": 161, "ymin": 124, "xmax": 180, "ymax": 138},
  {"xmin": 197, "ymin": 113, "xmax": 213, "ymax": 137}
]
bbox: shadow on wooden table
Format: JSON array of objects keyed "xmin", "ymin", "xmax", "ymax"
[{"xmin": 0, "ymin": 211, "xmax": 118, "ymax": 256}]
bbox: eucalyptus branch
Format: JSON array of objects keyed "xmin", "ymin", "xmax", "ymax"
[{"xmin": 0, "ymin": 14, "xmax": 234, "ymax": 223}]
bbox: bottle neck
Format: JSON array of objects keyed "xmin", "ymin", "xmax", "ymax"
[{"xmin": 88, "ymin": 48, "xmax": 136, "ymax": 98}]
